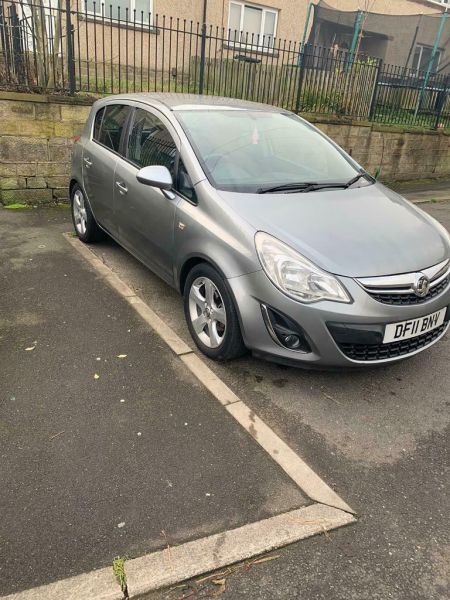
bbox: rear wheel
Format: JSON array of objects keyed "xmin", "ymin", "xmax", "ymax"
[
  {"xmin": 71, "ymin": 184, "xmax": 104, "ymax": 243},
  {"xmin": 184, "ymin": 263, "xmax": 246, "ymax": 361}
]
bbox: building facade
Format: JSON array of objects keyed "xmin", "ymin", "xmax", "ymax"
[
  {"xmin": 66, "ymin": 1, "xmax": 450, "ymax": 51},
  {"xmin": 139, "ymin": 0, "xmax": 450, "ymax": 72}
]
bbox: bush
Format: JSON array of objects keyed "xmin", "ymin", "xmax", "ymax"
[{"xmin": 300, "ymin": 89, "xmax": 345, "ymax": 114}]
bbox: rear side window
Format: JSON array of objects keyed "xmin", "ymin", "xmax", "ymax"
[
  {"xmin": 96, "ymin": 104, "xmax": 130, "ymax": 153},
  {"xmin": 93, "ymin": 107, "xmax": 104, "ymax": 140},
  {"xmin": 127, "ymin": 108, "xmax": 177, "ymax": 175}
]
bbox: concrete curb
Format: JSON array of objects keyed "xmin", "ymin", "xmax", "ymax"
[
  {"xmin": 2, "ymin": 504, "xmax": 355, "ymax": 600},
  {"xmin": 126, "ymin": 503, "xmax": 355, "ymax": 597},
  {"xmin": 226, "ymin": 402, "xmax": 353, "ymax": 513}
]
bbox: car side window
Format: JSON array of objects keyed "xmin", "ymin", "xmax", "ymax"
[
  {"xmin": 97, "ymin": 104, "xmax": 130, "ymax": 153},
  {"xmin": 177, "ymin": 159, "xmax": 197, "ymax": 203},
  {"xmin": 93, "ymin": 107, "xmax": 104, "ymax": 141},
  {"xmin": 127, "ymin": 108, "xmax": 177, "ymax": 177}
]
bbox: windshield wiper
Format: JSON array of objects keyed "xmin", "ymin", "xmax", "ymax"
[
  {"xmin": 299, "ymin": 173, "xmax": 372, "ymax": 192},
  {"xmin": 343, "ymin": 172, "xmax": 371, "ymax": 188},
  {"xmin": 257, "ymin": 182, "xmax": 318, "ymax": 194},
  {"xmin": 258, "ymin": 181, "xmax": 348, "ymax": 194},
  {"xmin": 257, "ymin": 172, "xmax": 372, "ymax": 194}
]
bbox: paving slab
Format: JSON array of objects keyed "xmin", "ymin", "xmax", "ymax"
[
  {"xmin": 72, "ymin": 199, "xmax": 450, "ymax": 600},
  {"xmin": 0, "ymin": 209, "xmax": 308, "ymax": 596}
]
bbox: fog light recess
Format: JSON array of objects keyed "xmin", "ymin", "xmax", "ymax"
[{"xmin": 261, "ymin": 304, "xmax": 311, "ymax": 353}]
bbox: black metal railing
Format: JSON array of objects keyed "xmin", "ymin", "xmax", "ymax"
[
  {"xmin": 371, "ymin": 61, "xmax": 450, "ymax": 130},
  {"xmin": 1, "ymin": 0, "xmax": 450, "ymax": 129}
]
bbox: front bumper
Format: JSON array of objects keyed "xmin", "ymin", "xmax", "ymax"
[{"xmin": 227, "ymin": 270, "xmax": 450, "ymax": 368}]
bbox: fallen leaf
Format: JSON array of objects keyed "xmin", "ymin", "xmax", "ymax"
[
  {"xmin": 25, "ymin": 346, "xmax": 35, "ymax": 351},
  {"xmin": 117, "ymin": 354, "xmax": 127, "ymax": 359},
  {"xmin": 94, "ymin": 373, "xmax": 100, "ymax": 380}
]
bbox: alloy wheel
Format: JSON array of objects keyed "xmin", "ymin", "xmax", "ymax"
[
  {"xmin": 188, "ymin": 276, "xmax": 227, "ymax": 348},
  {"xmin": 72, "ymin": 189, "xmax": 87, "ymax": 236}
]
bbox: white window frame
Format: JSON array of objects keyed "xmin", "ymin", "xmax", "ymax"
[
  {"xmin": 85, "ymin": 0, "xmax": 154, "ymax": 26},
  {"xmin": 423, "ymin": 1, "xmax": 450, "ymax": 6},
  {"xmin": 17, "ymin": 0, "xmax": 62, "ymax": 54},
  {"xmin": 412, "ymin": 44, "xmax": 441, "ymax": 75},
  {"xmin": 228, "ymin": 1, "xmax": 278, "ymax": 51}
]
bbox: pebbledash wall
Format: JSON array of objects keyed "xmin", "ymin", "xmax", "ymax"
[{"xmin": 2, "ymin": 91, "xmax": 450, "ymax": 206}]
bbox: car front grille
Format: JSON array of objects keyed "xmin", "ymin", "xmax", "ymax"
[
  {"xmin": 356, "ymin": 260, "xmax": 450, "ymax": 307},
  {"xmin": 368, "ymin": 276, "xmax": 449, "ymax": 305},
  {"xmin": 337, "ymin": 321, "xmax": 448, "ymax": 362}
]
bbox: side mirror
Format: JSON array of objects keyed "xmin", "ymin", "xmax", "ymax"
[{"xmin": 136, "ymin": 165, "xmax": 173, "ymax": 190}]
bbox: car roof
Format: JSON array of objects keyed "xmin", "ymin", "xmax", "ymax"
[{"xmin": 98, "ymin": 92, "xmax": 284, "ymax": 112}]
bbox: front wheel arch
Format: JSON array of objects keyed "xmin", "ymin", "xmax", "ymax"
[
  {"xmin": 69, "ymin": 178, "xmax": 78, "ymax": 197},
  {"xmin": 178, "ymin": 255, "xmax": 228, "ymax": 295}
]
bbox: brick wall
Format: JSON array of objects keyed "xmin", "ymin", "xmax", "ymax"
[{"xmin": 1, "ymin": 92, "xmax": 450, "ymax": 206}]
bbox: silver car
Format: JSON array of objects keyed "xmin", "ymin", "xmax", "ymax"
[{"xmin": 70, "ymin": 93, "xmax": 450, "ymax": 367}]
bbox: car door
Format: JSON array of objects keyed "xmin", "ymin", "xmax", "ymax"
[
  {"xmin": 114, "ymin": 106, "xmax": 181, "ymax": 283},
  {"xmin": 83, "ymin": 104, "xmax": 130, "ymax": 235}
]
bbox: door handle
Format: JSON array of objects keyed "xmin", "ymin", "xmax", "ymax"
[
  {"xmin": 83, "ymin": 157, "xmax": 92, "ymax": 167},
  {"xmin": 115, "ymin": 181, "xmax": 128, "ymax": 194}
]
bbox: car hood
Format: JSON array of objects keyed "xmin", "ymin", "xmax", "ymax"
[{"xmin": 216, "ymin": 183, "xmax": 450, "ymax": 277}]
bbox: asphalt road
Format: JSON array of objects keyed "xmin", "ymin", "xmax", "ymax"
[
  {"xmin": 1, "ymin": 200, "xmax": 448, "ymax": 599},
  {"xmin": 0, "ymin": 209, "xmax": 307, "ymax": 596},
  {"xmin": 80, "ymin": 201, "xmax": 450, "ymax": 600}
]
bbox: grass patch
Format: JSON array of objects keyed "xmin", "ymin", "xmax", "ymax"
[
  {"xmin": 372, "ymin": 107, "xmax": 450, "ymax": 132},
  {"xmin": 3, "ymin": 203, "xmax": 32, "ymax": 209},
  {"xmin": 112, "ymin": 556, "xmax": 129, "ymax": 599},
  {"xmin": 2, "ymin": 201, "xmax": 70, "ymax": 210}
]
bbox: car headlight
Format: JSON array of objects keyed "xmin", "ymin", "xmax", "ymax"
[{"xmin": 255, "ymin": 231, "xmax": 351, "ymax": 304}]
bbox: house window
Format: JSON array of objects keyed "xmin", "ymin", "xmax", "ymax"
[
  {"xmin": 412, "ymin": 44, "xmax": 441, "ymax": 74},
  {"xmin": 85, "ymin": 0, "xmax": 153, "ymax": 25},
  {"xmin": 228, "ymin": 1, "xmax": 278, "ymax": 48}
]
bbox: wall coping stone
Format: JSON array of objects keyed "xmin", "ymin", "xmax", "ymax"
[
  {"xmin": 0, "ymin": 91, "xmax": 97, "ymax": 105},
  {"xmin": 1, "ymin": 92, "xmax": 449, "ymax": 137}
]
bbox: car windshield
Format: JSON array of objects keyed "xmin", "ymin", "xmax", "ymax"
[{"xmin": 175, "ymin": 109, "xmax": 365, "ymax": 193}]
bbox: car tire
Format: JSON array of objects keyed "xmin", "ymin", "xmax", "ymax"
[
  {"xmin": 184, "ymin": 263, "xmax": 246, "ymax": 361},
  {"xmin": 71, "ymin": 184, "xmax": 104, "ymax": 243}
]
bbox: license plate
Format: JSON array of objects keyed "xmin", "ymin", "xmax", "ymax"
[{"xmin": 383, "ymin": 308, "xmax": 446, "ymax": 344}]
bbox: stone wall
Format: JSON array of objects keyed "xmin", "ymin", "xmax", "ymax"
[
  {"xmin": 1, "ymin": 92, "xmax": 450, "ymax": 206},
  {"xmin": 312, "ymin": 118, "xmax": 450, "ymax": 183},
  {"xmin": 0, "ymin": 93, "xmax": 91, "ymax": 205}
]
